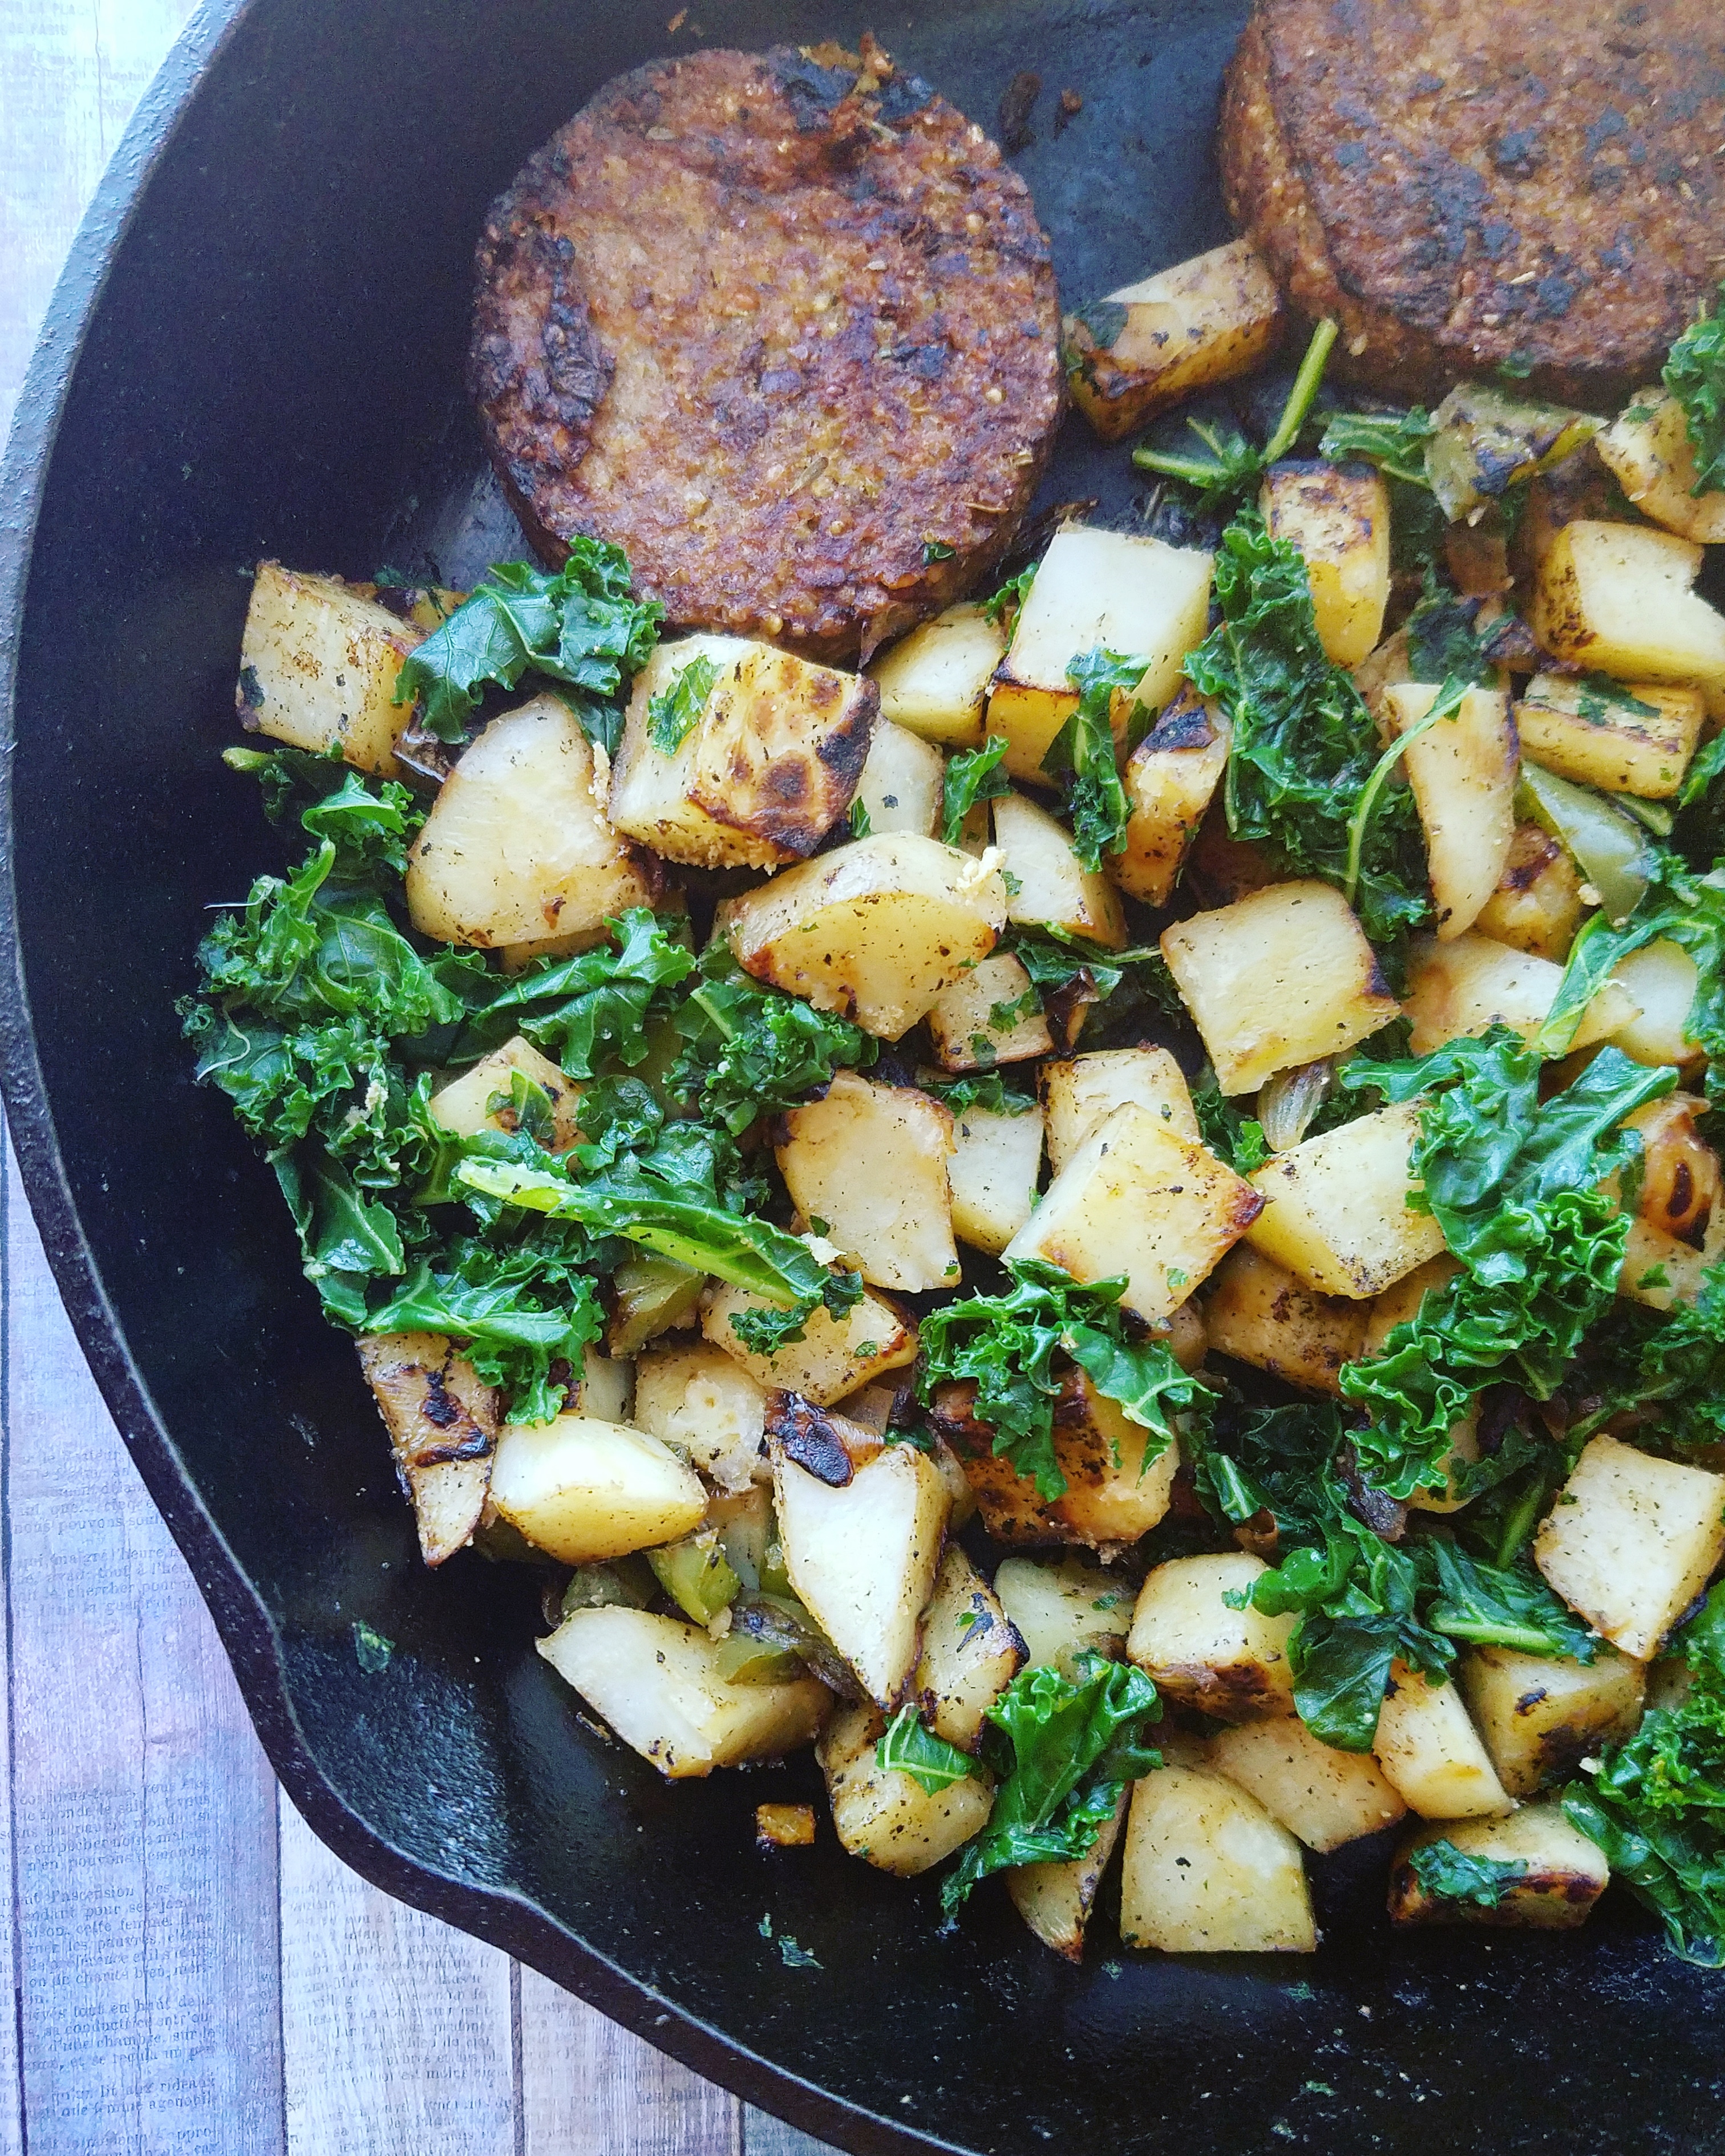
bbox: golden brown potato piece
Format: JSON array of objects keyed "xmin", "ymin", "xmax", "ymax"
[
  {"xmin": 1207, "ymin": 1713, "xmax": 1406, "ymax": 1852},
  {"xmin": 1120, "ymin": 1763, "xmax": 1316, "ymax": 1952},
  {"xmin": 703, "ymin": 1281, "xmax": 917, "ymax": 1407},
  {"xmin": 1610, "ymin": 940, "xmax": 1705, "ymax": 1071},
  {"xmin": 1387, "ymin": 1806, "xmax": 1610, "ymax": 1930},
  {"xmin": 1063, "ymin": 238, "xmax": 1284, "ymax": 440},
  {"xmin": 238, "ymin": 562, "xmax": 421, "ymax": 776},
  {"xmin": 632, "ymin": 1340, "xmax": 767, "ymax": 1494},
  {"xmin": 1383, "ymin": 683, "xmax": 1517, "ymax": 941},
  {"xmin": 1260, "ymin": 459, "xmax": 1391, "ymax": 668},
  {"xmin": 1531, "ymin": 520, "xmax": 1725, "ymax": 692},
  {"xmin": 428, "ymin": 1036, "xmax": 582, "ymax": 1153},
  {"xmin": 1403, "ymin": 930, "xmax": 1637, "ymax": 1056},
  {"xmin": 1474, "ymin": 823, "xmax": 1585, "ymax": 963},
  {"xmin": 1110, "ymin": 688, "xmax": 1232, "ymax": 907},
  {"xmin": 925, "ymin": 953, "xmax": 1052, "ymax": 1072},
  {"xmin": 1128, "ymin": 1553, "xmax": 1296, "ymax": 1720},
  {"xmin": 946, "ymin": 1102, "xmax": 1045, "ymax": 1258},
  {"xmin": 914, "ymin": 1545, "xmax": 1025, "ymax": 1753},
  {"xmin": 1245, "ymin": 1102, "xmax": 1448, "ymax": 1300},
  {"xmin": 991, "ymin": 790, "xmax": 1127, "ymax": 949},
  {"xmin": 356, "ymin": 1332, "xmax": 498, "ymax": 1566},
  {"xmin": 1516, "ymin": 671, "xmax": 1704, "ymax": 800},
  {"xmin": 866, "ymin": 602, "xmax": 1006, "ymax": 749},
  {"xmin": 490, "ymin": 1415, "xmax": 707, "ymax": 1563},
  {"xmin": 993, "ymin": 1555, "xmax": 1134, "ymax": 1675},
  {"xmin": 1041, "ymin": 1046, "xmax": 1199, "ymax": 1174},
  {"xmin": 818, "ymin": 1701, "xmax": 994, "ymax": 1875},
  {"xmin": 755, "ymin": 1802, "xmax": 817, "ymax": 1850},
  {"xmin": 1597, "ymin": 390, "xmax": 1725, "ymax": 546},
  {"xmin": 1371, "ymin": 1660, "xmax": 1513, "ymax": 1819},
  {"xmin": 1202, "ymin": 1244, "xmax": 1366, "ymax": 1396},
  {"xmin": 1458, "ymin": 1644, "xmax": 1646, "ymax": 1800},
  {"xmin": 776, "ymin": 1072, "xmax": 960, "ymax": 1295},
  {"xmin": 1007, "ymin": 1785, "xmax": 1129, "ymax": 1960}
]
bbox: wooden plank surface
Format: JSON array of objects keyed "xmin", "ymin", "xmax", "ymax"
[{"xmin": 0, "ymin": 2, "xmax": 839, "ymax": 2149}]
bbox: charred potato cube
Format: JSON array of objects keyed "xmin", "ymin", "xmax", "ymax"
[
  {"xmin": 1004, "ymin": 1103, "xmax": 1263, "ymax": 1325},
  {"xmin": 704, "ymin": 1281, "xmax": 916, "ymax": 1408},
  {"xmin": 540, "ymin": 1607, "xmax": 827, "ymax": 1780},
  {"xmin": 632, "ymin": 1341, "xmax": 768, "ymax": 1493},
  {"xmin": 1042, "ymin": 1045, "xmax": 1200, "ymax": 1174},
  {"xmin": 238, "ymin": 561, "xmax": 421, "ymax": 775},
  {"xmin": 946, "ymin": 1102, "xmax": 1045, "ymax": 1258},
  {"xmin": 991, "ymin": 790, "xmax": 1128, "ymax": 948},
  {"xmin": 1384, "ymin": 683, "xmax": 1518, "ymax": 941},
  {"xmin": 771, "ymin": 1436, "xmax": 949, "ymax": 1708},
  {"xmin": 865, "ymin": 601, "xmax": 1005, "ymax": 749},
  {"xmin": 1475, "ymin": 822, "xmax": 1585, "ymax": 963},
  {"xmin": 1535, "ymin": 1434, "xmax": 1725, "ymax": 1661},
  {"xmin": 818, "ymin": 1701, "xmax": 994, "ymax": 1876},
  {"xmin": 406, "ymin": 696, "xmax": 659, "ymax": 948},
  {"xmin": 1403, "ymin": 930, "xmax": 1638, "ymax": 1056},
  {"xmin": 987, "ymin": 526, "xmax": 1213, "ymax": 783},
  {"xmin": 1515, "ymin": 671, "xmax": 1704, "ymax": 800},
  {"xmin": 854, "ymin": 717, "xmax": 945, "ymax": 837},
  {"xmin": 914, "ymin": 1545, "xmax": 1026, "ymax": 1752},
  {"xmin": 609, "ymin": 634, "xmax": 876, "ymax": 870},
  {"xmin": 1201, "ymin": 1245, "xmax": 1366, "ymax": 1396},
  {"xmin": 428, "ymin": 1036, "xmax": 582, "ymax": 1153},
  {"xmin": 993, "ymin": 1555, "xmax": 1134, "ymax": 1676},
  {"xmin": 356, "ymin": 1332, "xmax": 498, "ymax": 1567},
  {"xmin": 926, "ymin": 952, "xmax": 1052, "ymax": 1073},
  {"xmin": 1207, "ymin": 1712, "xmax": 1406, "ymax": 1853},
  {"xmin": 1111, "ymin": 689, "xmax": 1232, "ymax": 907},
  {"xmin": 1458, "ymin": 1643, "xmax": 1646, "ymax": 1799},
  {"xmin": 1119, "ymin": 1764, "xmax": 1316, "ymax": 1952},
  {"xmin": 1597, "ymin": 389, "xmax": 1725, "ymax": 546},
  {"xmin": 718, "ymin": 833, "xmax": 1007, "ymax": 1040},
  {"xmin": 1063, "ymin": 238, "xmax": 1282, "ymax": 440},
  {"xmin": 1530, "ymin": 520, "xmax": 1725, "ymax": 692},
  {"xmin": 1387, "ymin": 1806, "xmax": 1610, "ymax": 1930},
  {"xmin": 776, "ymin": 1072, "xmax": 960, "ymax": 1295},
  {"xmin": 488, "ymin": 1413, "xmax": 707, "ymax": 1565},
  {"xmin": 1370, "ymin": 1660, "xmax": 1513, "ymax": 1819},
  {"xmin": 1007, "ymin": 1786, "xmax": 1129, "ymax": 1962},
  {"xmin": 1128, "ymin": 1553, "xmax": 1296, "ymax": 1720},
  {"xmin": 1245, "ymin": 1101, "xmax": 1447, "ymax": 1300},
  {"xmin": 1161, "ymin": 881, "xmax": 1399, "ymax": 1095},
  {"xmin": 1260, "ymin": 459, "xmax": 1391, "ymax": 668}
]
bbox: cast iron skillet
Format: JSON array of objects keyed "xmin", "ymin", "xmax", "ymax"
[{"xmin": 3, "ymin": 1, "xmax": 1724, "ymax": 2148}]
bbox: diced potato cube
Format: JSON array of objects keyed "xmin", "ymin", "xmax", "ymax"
[
  {"xmin": 703, "ymin": 1282, "xmax": 917, "ymax": 1406},
  {"xmin": 1458, "ymin": 1643, "xmax": 1646, "ymax": 1799},
  {"xmin": 1388, "ymin": 1805, "xmax": 1610, "ymax": 1929},
  {"xmin": 1007, "ymin": 1786, "xmax": 1128, "ymax": 1960},
  {"xmin": 355, "ymin": 1332, "xmax": 497, "ymax": 1567},
  {"xmin": 1596, "ymin": 388, "xmax": 1725, "ymax": 546},
  {"xmin": 1063, "ymin": 238, "xmax": 1283, "ymax": 440},
  {"xmin": 571, "ymin": 1348, "xmax": 632, "ymax": 1425},
  {"xmin": 718, "ymin": 833, "xmax": 1007, "ymax": 1040},
  {"xmin": 1111, "ymin": 688, "xmax": 1232, "ymax": 906},
  {"xmin": 987, "ymin": 526, "xmax": 1213, "ymax": 782},
  {"xmin": 1128, "ymin": 1553, "xmax": 1296, "ymax": 1720},
  {"xmin": 925, "ymin": 953, "xmax": 1052, "ymax": 1072},
  {"xmin": 1530, "ymin": 520, "xmax": 1725, "ymax": 691},
  {"xmin": 1534, "ymin": 1433, "xmax": 1725, "ymax": 1661},
  {"xmin": 406, "ymin": 697, "xmax": 659, "ymax": 948},
  {"xmin": 1201, "ymin": 1245, "xmax": 1366, "ymax": 1396},
  {"xmin": 772, "ymin": 1438, "xmax": 949, "ymax": 1708},
  {"xmin": 237, "ymin": 561, "xmax": 420, "ymax": 775},
  {"xmin": 854, "ymin": 718, "xmax": 945, "ymax": 837},
  {"xmin": 754, "ymin": 1802, "xmax": 817, "ymax": 1849},
  {"xmin": 1370, "ymin": 1660, "xmax": 1513, "ymax": 1818},
  {"xmin": 865, "ymin": 602, "xmax": 1005, "ymax": 749},
  {"xmin": 993, "ymin": 1555, "xmax": 1135, "ymax": 1675},
  {"xmin": 1610, "ymin": 938, "xmax": 1704, "ymax": 1068},
  {"xmin": 489, "ymin": 1415, "xmax": 707, "ymax": 1564},
  {"xmin": 1042, "ymin": 1046, "xmax": 1200, "ymax": 1174},
  {"xmin": 1621, "ymin": 1215, "xmax": 1725, "ymax": 1311},
  {"xmin": 607, "ymin": 1255, "xmax": 705, "ymax": 1359},
  {"xmin": 631, "ymin": 1342, "xmax": 767, "ymax": 1493},
  {"xmin": 1623, "ymin": 1093, "xmax": 1723, "ymax": 1246},
  {"xmin": 991, "ymin": 790, "xmax": 1128, "ymax": 948},
  {"xmin": 1119, "ymin": 1764, "xmax": 1317, "ymax": 1952},
  {"xmin": 776, "ymin": 1072, "xmax": 959, "ymax": 1294},
  {"xmin": 1475, "ymin": 822, "xmax": 1585, "ymax": 963},
  {"xmin": 1403, "ymin": 930, "xmax": 1638, "ymax": 1056},
  {"xmin": 947, "ymin": 1103, "xmax": 1044, "ymax": 1257},
  {"xmin": 817, "ymin": 1701, "xmax": 994, "ymax": 1875},
  {"xmin": 1515, "ymin": 671, "xmax": 1704, "ymax": 800},
  {"xmin": 1260, "ymin": 459, "xmax": 1391, "ymax": 668},
  {"xmin": 1245, "ymin": 1101, "xmax": 1447, "ymax": 1299},
  {"xmin": 1383, "ymin": 683, "xmax": 1518, "ymax": 940},
  {"xmin": 1005, "ymin": 1103, "xmax": 1263, "ymax": 1324},
  {"xmin": 914, "ymin": 1545, "xmax": 1025, "ymax": 1752},
  {"xmin": 609, "ymin": 634, "xmax": 876, "ymax": 869},
  {"xmin": 428, "ymin": 1036, "xmax": 582, "ymax": 1152},
  {"xmin": 1161, "ymin": 881, "xmax": 1400, "ymax": 1095},
  {"xmin": 1207, "ymin": 1713, "xmax": 1406, "ymax": 1852},
  {"xmin": 540, "ymin": 1607, "xmax": 828, "ymax": 1778}
]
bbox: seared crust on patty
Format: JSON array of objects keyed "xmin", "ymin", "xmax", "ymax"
[
  {"xmin": 1221, "ymin": 0, "xmax": 1725, "ymax": 405},
  {"xmin": 471, "ymin": 47, "xmax": 1065, "ymax": 662}
]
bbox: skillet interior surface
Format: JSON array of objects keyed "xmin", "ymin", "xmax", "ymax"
[{"xmin": 3, "ymin": 0, "xmax": 1724, "ymax": 2149}]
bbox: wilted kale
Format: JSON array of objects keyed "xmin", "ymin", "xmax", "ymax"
[
  {"xmin": 1044, "ymin": 650, "xmax": 1144, "ymax": 869},
  {"xmin": 1566, "ymin": 1255, "xmax": 1725, "ymax": 1461},
  {"xmin": 941, "ymin": 1657, "xmax": 1162, "ymax": 1912},
  {"xmin": 1406, "ymin": 1839, "xmax": 1528, "ymax": 1910},
  {"xmin": 1662, "ymin": 283, "xmax": 1725, "ymax": 497},
  {"xmin": 1419, "ymin": 1537, "xmax": 1598, "ymax": 1662},
  {"xmin": 918, "ymin": 1071, "xmax": 1037, "ymax": 1117},
  {"xmin": 917, "ymin": 1258, "xmax": 1210, "ymax": 1502},
  {"xmin": 877, "ymin": 1707, "xmax": 978, "ymax": 1794},
  {"xmin": 1131, "ymin": 318, "xmax": 1339, "ymax": 503},
  {"xmin": 394, "ymin": 544, "xmax": 663, "ymax": 746},
  {"xmin": 1318, "ymin": 404, "xmax": 1436, "ymax": 487},
  {"xmin": 450, "ymin": 909, "xmax": 694, "ymax": 1078},
  {"xmin": 981, "ymin": 565, "xmax": 1036, "ymax": 627},
  {"xmin": 1186, "ymin": 510, "xmax": 1429, "ymax": 950},
  {"xmin": 1191, "ymin": 1074, "xmax": 1269, "ymax": 1174},
  {"xmin": 645, "ymin": 653, "xmax": 718, "ymax": 754},
  {"xmin": 1337, "ymin": 1031, "xmax": 1674, "ymax": 1497},
  {"xmin": 1566, "ymin": 1583, "xmax": 1725, "ymax": 1964},
  {"xmin": 941, "ymin": 734, "xmax": 1011, "ymax": 845},
  {"xmin": 667, "ymin": 944, "xmax": 877, "ymax": 1136}
]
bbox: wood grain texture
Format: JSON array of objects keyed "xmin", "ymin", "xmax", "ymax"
[{"xmin": 521, "ymin": 1968, "xmax": 743, "ymax": 2156}]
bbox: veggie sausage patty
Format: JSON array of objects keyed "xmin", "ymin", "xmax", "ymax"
[
  {"xmin": 1220, "ymin": 0, "xmax": 1725, "ymax": 404},
  {"xmin": 471, "ymin": 45, "xmax": 1065, "ymax": 662}
]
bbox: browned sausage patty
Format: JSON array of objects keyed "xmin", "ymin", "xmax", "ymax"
[
  {"xmin": 1220, "ymin": 0, "xmax": 1725, "ymax": 405},
  {"xmin": 470, "ymin": 46, "xmax": 1065, "ymax": 662}
]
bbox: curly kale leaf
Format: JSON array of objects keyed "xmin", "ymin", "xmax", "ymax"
[
  {"xmin": 1406, "ymin": 1838, "xmax": 1528, "ymax": 1910},
  {"xmin": 981, "ymin": 565, "xmax": 1037, "ymax": 627},
  {"xmin": 448, "ymin": 909, "xmax": 695, "ymax": 1080},
  {"xmin": 918, "ymin": 1072, "xmax": 1037, "ymax": 1117},
  {"xmin": 877, "ymin": 1708, "xmax": 979, "ymax": 1795},
  {"xmin": 1192, "ymin": 1073, "xmax": 1269, "ymax": 1174},
  {"xmin": 667, "ymin": 944, "xmax": 877, "ymax": 1136},
  {"xmin": 394, "ymin": 544, "xmax": 663, "ymax": 744},
  {"xmin": 941, "ymin": 734, "xmax": 1012, "ymax": 845},
  {"xmin": 646, "ymin": 654, "xmax": 718, "ymax": 755},
  {"xmin": 917, "ymin": 1259, "xmax": 1210, "ymax": 1502},
  {"xmin": 941, "ymin": 1657, "xmax": 1161, "ymax": 1912},
  {"xmin": 1043, "ymin": 650, "xmax": 1145, "ymax": 869},
  {"xmin": 1663, "ymin": 283, "xmax": 1725, "ymax": 497},
  {"xmin": 1187, "ymin": 510, "xmax": 1428, "ymax": 950},
  {"xmin": 1418, "ymin": 1537, "xmax": 1598, "ymax": 1661},
  {"xmin": 1318, "ymin": 404, "xmax": 1435, "ymax": 488}
]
